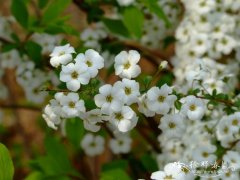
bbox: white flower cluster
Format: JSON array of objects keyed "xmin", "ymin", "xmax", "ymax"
[
  {"xmin": 80, "ymin": 22, "xmax": 115, "ymax": 68},
  {"xmin": 152, "ymin": 1, "xmax": 240, "ymax": 179},
  {"xmin": 32, "ymin": 33, "xmax": 62, "ymax": 55},
  {"xmin": 141, "ymin": 0, "xmax": 180, "ymax": 49},
  {"xmin": 80, "ymin": 133, "xmax": 132, "ymax": 156},
  {"xmin": 173, "ymin": 0, "xmax": 240, "ymax": 93},
  {"xmin": 0, "ymin": 49, "xmax": 59, "ymax": 104}
]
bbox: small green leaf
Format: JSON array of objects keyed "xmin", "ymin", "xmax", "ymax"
[
  {"xmin": 25, "ymin": 41, "xmax": 42, "ymax": 67},
  {"xmin": 0, "ymin": 143, "xmax": 14, "ymax": 180},
  {"xmin": 100, "ymin": 169, "xmax": 131, "ymax": 180},
  {"xmin": 156, "ymin": 73, "xmax": 174, "ymax": 87},
  {"xmin": 102, "ymin": 18, "xmax": 129, "ymax": 37},
  {"xmin": 123, "ymin": 7, "xmax": 144, "ymax": 39},
  {"xmin": 102, "ymin": 160, "xmax": 128, "ymax": 172},
  {"xmin": 140, "ymin": 0, "xmax": 170, "ymax": 27},
  {"xmin": 38, "ymin": 0, "xmax": 49, "ymax": 9},
  {"xmin": 66, "ymin": 118, "xmax": 85, "ymax": 147},
  {"xmin": 11, "ymin": 0, "xmax": 29, "ymax": 28},
  {"xmin": 140, "ymin": 154, "xmax": 158, "ymax": 172},
  {"xmin": 174, "ymin": 100, "xmax": 182, "ymax": 110},
  {"xmin": 42, "ymin": 0, "xmax": 71, "ymax": 24}
]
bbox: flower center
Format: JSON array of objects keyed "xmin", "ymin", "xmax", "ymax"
[
  {"xmin": 86, "ymin": 60, "xmax": 92, "ymax": 67},
  {"xmin": 158, "ymin": 96, "xmax": 165, "ymax": 102},
  {"xmin": 168, "ymin": 122, "xmax": 176, "ymax": 129},
  {"xmin": 223, "ymin": 127, "xmax": 229, "ymax": 134},
  {"xmin": 118, "ymin": 140, "xmax": 123, "ymax": 145},
  {"xmin": 189, "ymin": 104, "xmax": 196, "ymax": 111},
  {"xmin": 123, "ymin": 62, "xmax": 131, "ymax": 69},
  {"xmin": 59, "ymin": 51, "xmax": 65, "ymax": 56},
  {"xmin": 225, "ymin": 171, "xmax": 231, "ymax": 177},
  {"xmin": 197, "ymin": 40, "xmax": 203, "ymax": 45},
  {"xmin": 164, "ymin": 175, "xmax": 174, "ymax": 180},
  {"xmin": 124, "ymin": 87, "xmax": 132, "ymax": 95},
  {"xmin": 189, "ymin": 50, "xmax": 195, "ymax": 57},
  {"xmin": 202, "ymin": 152, "xmax": 209, "ymax": 158},
  {"xmin": 90, "ymin": 142, "xmax": 96, "ymax": 147},
  {"xmin": 200, "ymin": 1, "xmax": 206, "ymax": 6},
  {"xmin": 221, "ymin": 38, "xmax": 228, "ymax": 45},
  {"xmin": 69, "ymin": 102, "xmax": 75, "ymax": 108},
  {"xmin": 181, "ymin": 167, "xmax": 190, "ymax": 174},
  {"xmin": 106, "ymin": 95, "xmax": 113, "ymax": 102},
  {"xmin": 115, "ymin": 113, "xmax": 123, "ymax": 120},
  {"xmin": 71, "ymin": 71, "xmax": 78, "ymax": 79},
  {"xmin": 232, "ymin": 119, "xmax": 238, "ymax": 126}
]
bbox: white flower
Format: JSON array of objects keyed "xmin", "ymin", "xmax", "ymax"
[
  {"xmin": 228, "ymin": 112, "xmax": 240, "ymax": 134},
  {"xmin": 193, "ymin": 144, "xmax": 217, "ymax": 163},
  {"xmin": 50, "ymin": 44, "xmax": 75, "ymax": 67},
  {"xmin": 75, "ymin": 49, "xmax": 104, "ymax": 78},
  {"xmin": 81, "ymin": 133, "xmax": 104, "ymax": 157},
  {"xmin": 216, "ymin": 35, "xmax": 236, "ymax": 55},
  {"xmin": 60, "ymin": 61, "xmax": 90, "ymax": 92},
  {"xmin": 181, "ymin": 95, "xmax": 206, "ymax": 121},
  {"xmin": 42, "ymin": 104, "xmax": 61, "ymax": 130},
  {"xmin": 159, "ymin": 61, "xmax": 168, "ymax": 70},
  {"xmin": 114, "ymin": 79, "xmax": 140, "ymax": 105},
  {"xmin": 223, "ymin": 151, "xmax": 240, "ymax": 170},
  {"xmin": 151, "ymin": 162, "xmax": 185, "ymax": 180},
  {"xmin": 146, "ymin": 84, "xmax": 177, "ymax": 115},
  {"xmin": 109, "ymin": 106, "xmax": 138, "ymax": 133},
  {"xmin": 159, "ymin": 114, "xmax": 185, "ymax": 139},
  {"xmin": 0, "ymin": 49, "xmax": 21, "ymax": 69},
  {"xmin": 138, "ymin": 94, "xmax": 155, "ymax": 117},
  {"xmin": 114, "ymin": 50, "xmax": 141, "ymax": 79},
  {"xmin": 216, "ymin": 116, "xmax": 236, "ymax": 147},
  {"xmin": 94, "ymin": 84, "xmax": 124, "ymax": 114},
  {"xmin": 59, "ymin": 93, "xmax": 85, "ymax": 118},
  {"xmin": 109, "ymin": 135, "xmax": 132, "ymax": 154},
  {"xmin": 80, "ymin": 109, "xmax": 104, "ymax": 132},
  {"xmin": 219, "ymin": 170, "xmax": 240, "ymax": 180}
]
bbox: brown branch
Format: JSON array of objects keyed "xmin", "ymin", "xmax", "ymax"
[
  {"xmin": 136, "ymin": 125, "xmax": 161, "ymax": 153},
  {"xmin": 30, "ymin": 0, "xmax": 41, "ymax": 19},
  {"xmin": 195, "ymin": 95, "xmax": 234, "ymax": 107},
  {"xmin": 0, "ymin": 104, "xmax": 41, "ymax": 111}
]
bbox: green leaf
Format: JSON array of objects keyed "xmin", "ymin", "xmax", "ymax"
[
  {"xmin": 30, "ymin": 136, "xmax": 77, "ymax": 177},
  {"xmin": 100, "ymin": 169, "xmax": 131, "ymax": 180},
  {"xmin": 42, "ymin": 0, "xmax": 71, "ymax": 24},
  {"xmin": 174, "ymin": 100, "xmax": 182, "ymax": 110},
  {"xmin": 102, "ymin": 160, "xmax": 128, "ymax": 172},
  {"xmin": 102, "ymin": 18, "xmax": 129, "ymax": 37},
  {"xmin": 123, "ymin": 7, "xmax": 144, "ymax": 39},
  {"xmin": 0, "ymin": 143, "xmax": 14, "ymax": 180},
  {"xmin": 25, "ymin": 171, "xmax": 45, "ymax": 180},
  {"xmin": 140, "ymin": 154, "xmax": 158, "ymax": 172},
  {"xmin": 25, "ymin": 41, "xmax": 42, "ymax": 67},
  {"xmin": 38, "ymin": 0, "xmax": 49, "ymax": 9},
  {"xmin": 140, "ymin": 0, "xmax": 170, "ymax": 27},
  {"xmin": 11, "ymin": 0, "xmax": 29, "ymax": 28},
  {"xmin": 156, "ymin": 73, "xmax": 174, "ymax": 87},
  {"xmin": 66, "ymin": 118, "xmax": 85, "ymax": 147}
]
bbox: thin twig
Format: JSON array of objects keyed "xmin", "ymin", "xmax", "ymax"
[{"xmin": 0, "ymin": 36, "xmax": 12, "ymax": 44}]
